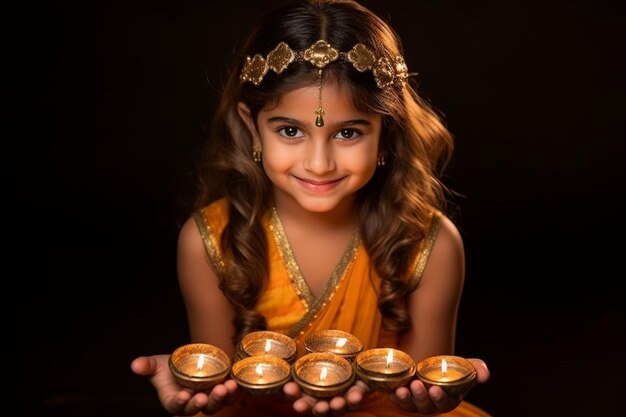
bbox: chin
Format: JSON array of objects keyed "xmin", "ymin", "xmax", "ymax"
[{"xmin": 295, "ymin": 195, "xmax": 353, "ymax": 214}]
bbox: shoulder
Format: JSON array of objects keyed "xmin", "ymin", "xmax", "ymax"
[
  {"xmin": 177, "ymin": 200, "xmax": 221, "ymax": 263},
  {"xmin": 408, "ymin": 211, "xmax": 464, "ymax": 290},
  {"xmin": 178, "ymin": 198, "xmax": 230, "ymax": 273},
  {"xmin": 409, "ymin": 211, "xmax": 465, "ymax": 289},
  {"xmin": 193, "ymin": 198, "xmax": 230, "ymax": 237},
  {"xmin": 418, "ymin": 213, "xmax": 465, "ymax": 292},
  {"xmin": 177, "ymin": 216, "xmax": 206, "ymax": 263},
  {"xmin": 177, "ymin": 215, "xmax": 222, "ymax": 286},
  {"xmin": 431, "ymin": 214, "xmax": 464, "ymax": 262}
]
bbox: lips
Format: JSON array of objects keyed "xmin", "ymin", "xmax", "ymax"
[{"xmin": 293, "ymin": 175, "xmax": 345, "ymax": 192}]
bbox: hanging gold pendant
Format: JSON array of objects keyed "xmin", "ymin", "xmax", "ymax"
[
  {"xmin": 315, "ymin": 107, "xmax": 325, "ymax": 127},
  {"xmin": 314, "ymin": 69, "xmax": 324, "ymax": 127}
]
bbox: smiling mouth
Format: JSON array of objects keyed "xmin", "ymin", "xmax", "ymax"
[{"xmin": 293, "ymin": 175, "xmax": 345, "ymax": 191}]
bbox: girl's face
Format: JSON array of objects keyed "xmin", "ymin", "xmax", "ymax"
[{"xmin": 239, "ymin": 82, "xmax": 382, "ymax": 215}]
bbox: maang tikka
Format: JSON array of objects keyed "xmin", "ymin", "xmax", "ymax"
[
  {"xmin": 240, "ymin": 40, "xmax": 408, "ymax": 127},
  {"xmin": 314, "ymin": 69, "xmax": 325, "ymax": 127}
]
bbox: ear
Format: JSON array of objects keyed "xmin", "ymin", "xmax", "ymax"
[{"xmin": 237, "ymin": 102, "xmax": 260, "ymax": 147}]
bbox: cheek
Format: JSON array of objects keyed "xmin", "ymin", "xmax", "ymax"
[
  {"xmin": 338, "ymin": 143, "xmax": 378, "ymax": 171},
  {"xmin": 261, "ymin": 145, "xmax": 294, "ymax": 172}
]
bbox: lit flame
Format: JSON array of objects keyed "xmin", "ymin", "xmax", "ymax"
[
  {"xmin": 320, "ymin": 366, "xmax": 328, "ymax": 382},
  {"xmin": 256, "ymin": 364, "xmax": 264, "ymax": 379},
  {"xmin": 336, "ymin": 338, "xmax": 348, "ymax": 348},
  {"xmin": 196, "ymin": 354, "xmax": 205, "ymax": 370},
  {"xmin": 441, "ymin": 359, "xmax": 448, "ymax": 375},
  {"xmin": 386, "ymin": 349, "xmax": 394, "ymax": 368},
  {"xmin": 265, "ymin": 339, "xmax": 272, "ymax": 353}
]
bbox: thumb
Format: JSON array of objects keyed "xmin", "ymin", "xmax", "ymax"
[
  {"xmin": 130, "ymin": 356, "xmax": 160, "ymax": 376},
  {"xmin": 468, "ymin": 358, "xmax": 490, "ymax": 383}
]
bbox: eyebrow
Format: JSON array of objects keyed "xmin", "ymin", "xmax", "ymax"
[{"xmin": 266, "ymin": 116, "xmax": 373, "ymax": 127}]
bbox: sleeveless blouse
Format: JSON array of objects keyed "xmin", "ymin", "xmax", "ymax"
[{"xmin": 192, "ymin": 199, "xmax": 491, "ymax": 417}]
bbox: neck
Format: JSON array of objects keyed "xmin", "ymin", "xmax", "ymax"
[{"xmin": 273, "ymin": 195, "xmax": 357, "ymax": 232}]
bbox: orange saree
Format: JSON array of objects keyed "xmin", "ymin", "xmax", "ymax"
[{"xmin": 193, "ymin": 199, "xmax": 491, "ymax": 416}]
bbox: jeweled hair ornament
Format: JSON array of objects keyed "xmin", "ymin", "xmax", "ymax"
[{"xmin": 240, "ymin": 40, "xmax": 408, "ymax": 127}]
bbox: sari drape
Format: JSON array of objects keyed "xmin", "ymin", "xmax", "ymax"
[{"xmin": 193, "ymin": 199, "xmax": 491, "ymax": 416}]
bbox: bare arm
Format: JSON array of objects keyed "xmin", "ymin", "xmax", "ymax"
[
  {"xmin": 129, "ymin": 216, "xmax": 240, "ymax": 415},
  {"xmin": 398, "ymin": 215, "xmax": 465, "ymax": 360},
  {"xmin": 393, "ymin": 216, "xmax": 489, "ymax": 413},
  {"xmin": 177, "ymin": 216, "xmax": 237, "ymax": 356}
]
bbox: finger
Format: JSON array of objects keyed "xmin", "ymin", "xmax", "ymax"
[
  {"xmin": 171, "ymin": 391, "xmax": 208, "ymax": 416},
  {"xmin": 468, "ymin": 358, "xmax": 490, "ymax": 383},
  {"xmin": 174, "ymin": 390, "xmax": 193, "ymax": 404},
  {"xmin": 349, "ymin": 380, "xmax": 370, "ymax": 396},
  {"xmin": 190, "ymin": 392, "xmax": 210, "ymax": 410},
  {"xmin": 312, "ymin": 400, "xmax": 330, "ymax": 416},
  {"xmin": 200, "ymin": 384, "xmax": 231, "ymax": 415},
  {"xmin": 393, "ymin": 386, "xmax": 417, "ymax": 412},
  {"xmin": 131, "ymin": 354, "xmax": 170, "ymax": 377},
  {"xmin": 293, "ymin": 394, "xmax": 318, "ymax": 414},
  {"xmin": 221, "ymin": 379, "xmax": 239, "ymax": 405},
  {"xmin": 209, "ymin": 384, "xmax": 229, "ymax": 401},
  {"xmin": 345, "ymin": 381, "xmax": 368, "ymax": 410},
  {"xmin": 284, "ymin": 381, "xmax": 302, "ymax": 401},
  {"xmin": 223, "ymin": 379, "xmax": 238, "ymax": 395},
  {"xmin": 172, "ymin": 380, "xmax": 238, "ymax": 416},
  {"xmin": 329, "ymin": 396, "xmax": 346, "ymax": 414},
  {"xmin": 428, "ymin": 385, "xmax": 459, "ymax": 412},
  {"xmin": 130, "ymin": 356, "xmax": 155, "ymax": 376},
  {"xmin": 408, "ymin": 379, "xmax": 436, "ymax": 413}
]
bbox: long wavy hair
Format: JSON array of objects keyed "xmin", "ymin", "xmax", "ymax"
[{"xmin": 194, "ymin": 0, "xmax": 454, "ymax": 344}]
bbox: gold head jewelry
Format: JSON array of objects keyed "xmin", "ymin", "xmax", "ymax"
[{"xmin": 240, "ymin": 40, "xmax": 408, "ymax": 127}]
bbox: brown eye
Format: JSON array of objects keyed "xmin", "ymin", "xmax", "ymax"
[
  {"xmin": 341, "ymin": 129, "xmax": 354, "ymax": 138},
  {"xmin": 278, "ymin": 126, "xmax": 304, "ymax": 138},
  {"xmin": 284, "ymin": 127, "xmax": 298, "ymax": 136},
  {"xmin": 334, "ymin": 128, "xmax": 360, "ymax": 140}
]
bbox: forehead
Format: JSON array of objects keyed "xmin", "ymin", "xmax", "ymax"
[{"xmin": 262, "ymin": 81, "xmax": 370, "ymax": 119}]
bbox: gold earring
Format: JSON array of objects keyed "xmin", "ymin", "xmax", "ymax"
[
  {"xmin": 253, "ymin": 148, "xmax": 262, "ymax": 162},
  {"xmin": 377, "ymin": 153, "xmax": 385, "ymax": 166}
]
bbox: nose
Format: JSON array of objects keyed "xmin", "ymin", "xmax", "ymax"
[{"xmin": 303, "ymin": 139, "xmax": 335, "ymax": 175}]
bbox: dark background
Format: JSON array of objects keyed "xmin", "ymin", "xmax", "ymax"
[{"xmin": 8, "ymin": 1, "xmax": 624, "ymax": 416}]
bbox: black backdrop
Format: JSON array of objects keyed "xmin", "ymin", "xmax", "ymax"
[{"xmin": 8, "ymin": 1, "xmax": 624, "ymax": 416}]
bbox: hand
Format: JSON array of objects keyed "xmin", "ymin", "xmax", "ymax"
[
  {"xmin": 283, "ymin": 380, "xmax": 371, "ymax": 416},
  {"xmin": 393, "ymin": 358, "xmax": 490, "ymax": 414},
  {"xmin": 130, "ymin": 355, "xmax": 239, "ymax": 416}
]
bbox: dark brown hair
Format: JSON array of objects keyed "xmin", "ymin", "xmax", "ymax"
[{"xmin": 195, "ymin": 0, "xmax": 453, "ymax": 343}]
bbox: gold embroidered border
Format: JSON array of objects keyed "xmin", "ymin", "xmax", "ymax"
[
  {"xmin": 269, "ymin": 207, "xmax": 362, "ymax": 338},
  {"xmin": 407, "ymin": 210, "xmax": 442, "ymax": 291},
  {"xmin": 286, "ymin": 232, "xmax": 361, "ymax": 338},
  {"xmin": 269, "ymin": 208, "xmax": 316, "ymax": 309},
  {"xmin": 192, "ymin": 210, "xmax": 226, "ymax": 274}
]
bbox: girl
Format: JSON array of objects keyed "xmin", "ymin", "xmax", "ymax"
[{"xmin": 131, "ymin": 1, "xmax": 491, "ymax": 416}]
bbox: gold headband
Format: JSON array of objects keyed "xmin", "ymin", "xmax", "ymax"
[
  {"xmin": 240, "ymin": 40, "xmax": 407, "ymax": 126},
  {"xmin": 240, "ymin": 40, "xmax": 408, "ymax": 89}
]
